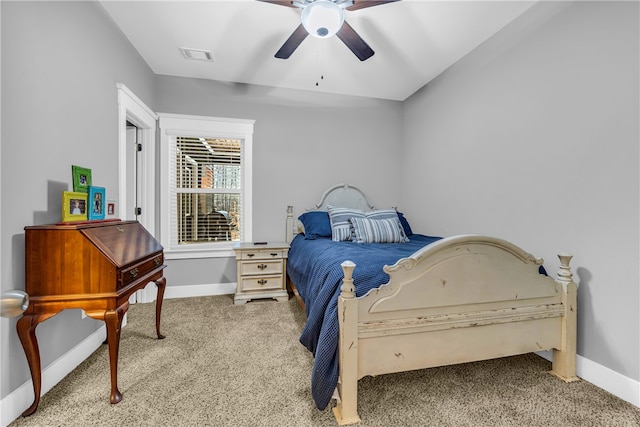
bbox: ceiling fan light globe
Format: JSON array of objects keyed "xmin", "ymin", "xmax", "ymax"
[{"xmin": 301, "ymin": 0, "xmax": 345, "ymax": 38}]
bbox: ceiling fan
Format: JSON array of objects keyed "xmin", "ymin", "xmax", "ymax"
[{"xmin": 257, "ymin": 0, "xmax": 400, "ymax": 61}]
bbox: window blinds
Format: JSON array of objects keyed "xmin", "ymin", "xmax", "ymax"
[{"xmin": 173, "ymin": 137, "xmax": 242, "ymax": 244}]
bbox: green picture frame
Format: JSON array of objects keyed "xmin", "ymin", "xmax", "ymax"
[
  {"xmin": 62, "ymin": 191, "xmax": 88, "ymax": 222},
  {"xmin": 72, "ymin": 165, "xmax": 92, "ymax": 193}
]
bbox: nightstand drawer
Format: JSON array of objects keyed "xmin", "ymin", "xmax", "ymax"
[
  {"xmin": 240, "ymin": 276, "xmax": 283, "ymax": 292},
  {"xmin": 240, "ymin": 249, "xmax": 285, "ymax": 260},
  {"xmin": 240, "ymin": 260, "xmax": 283, "ymax": 276}
]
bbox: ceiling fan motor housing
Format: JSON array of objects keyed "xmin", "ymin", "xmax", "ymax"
[{"xmin": 301, "ymin": 0, "xmax": 345, "ymax": 38}]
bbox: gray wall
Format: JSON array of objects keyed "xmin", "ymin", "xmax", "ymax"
[
  {"xmin": 1, "ymin": 1, "xmax": 155, "ymax": 397},
  {"xmin": 1, "ymin": 0, "xmax": 638, "ymax": 415},
  {"xmin": 153, "ymin": 76, "xmax": 404, "ymax": 287},
  {"xmin": 402, "ymin": 1, "xmax": 639, "ymax": 380}
]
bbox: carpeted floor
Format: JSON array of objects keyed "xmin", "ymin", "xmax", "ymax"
[{"xmin": 9, "ymin": 295, "xmax": 640, "ymax": 426}]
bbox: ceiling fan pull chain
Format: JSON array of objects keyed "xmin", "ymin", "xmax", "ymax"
[{"xmin": 316, "ymin": 41, "xmax": 325, "ymax": 87}]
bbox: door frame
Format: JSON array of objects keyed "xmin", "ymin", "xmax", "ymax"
[
  {"xmin": 117, "ymin": 84, "xmax": 158, "ymax": 304},
  {"xmin": 116, "ymin": 83, "xmax": 157, "ymax": 235}
]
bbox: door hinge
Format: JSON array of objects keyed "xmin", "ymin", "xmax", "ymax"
[
  {"xmin": 137, "ymin": 143, "xmax": 142, "ymax": 152},
  {"xmin": 135, "ymin": 207, "xmax": 142, "ymax": 215}
]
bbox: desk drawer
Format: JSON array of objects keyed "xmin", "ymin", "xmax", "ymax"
[{"xmin": 119, "ymin": 253, "xmax": 163, "ymax": 288}]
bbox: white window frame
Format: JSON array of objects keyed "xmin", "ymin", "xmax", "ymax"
[{"xmin": 158, "ymin": 113, "xmax": 254, "ymax": 259}]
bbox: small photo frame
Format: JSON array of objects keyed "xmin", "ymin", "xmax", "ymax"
[
  {"xmin": 72, "ymin": 165, "xmax": 92, "ymax": 193},
  {"xmin": 87, "ymin": 186, "xmax": 106, "ymax": 220},
  {"xmin": 106, "ymin": 199, "xmax": 117, "ymax": 218},
  {"xmin": 63, "ymin": 191, "xmax": 88, "ymax": 222}
]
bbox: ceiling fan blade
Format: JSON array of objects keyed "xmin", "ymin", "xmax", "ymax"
[
  {"xmin": 336, "ymin": 21, "xmax": 374, "ymax": 61},
  {"xmin": 346, "ymin": 0, "xmax": 401, "ymax": 12},
  {"xmin": 255, "ymin": 0, "xmax": 297, "ymax": 8},
  {"xmin": 275, "ymin": 24, "xmax": 309, "ymax": 59}
]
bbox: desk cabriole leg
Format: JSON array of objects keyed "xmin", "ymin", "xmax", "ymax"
[
  {"xmin": 16, "ymin": 314, "xmax": 45, "ymax": 417},
  {"xmin": 154, "ymin": 277, "xmax": 166, "ymax": 339},
  {"xmin": 104, "ymin": 303, "xmax": 127, "ymax": 404}
]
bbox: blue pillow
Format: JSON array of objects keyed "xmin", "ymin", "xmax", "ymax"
[
  {"xmin": 396, "ymin": 212, "xmax": 413, "ymax": 236},
  {"xmin": 298, "ymin": 211, "xmax": 332, "ymax": 240}
]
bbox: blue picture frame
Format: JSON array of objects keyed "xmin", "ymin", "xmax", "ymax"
[{"xmin": 87, "ymin": 186, "xmax": 106, "ymax": 220}]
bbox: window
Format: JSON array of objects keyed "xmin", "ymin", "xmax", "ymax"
[{"xmin": 159, "ymin": 114, "xmax": 254, "ymax": 259}]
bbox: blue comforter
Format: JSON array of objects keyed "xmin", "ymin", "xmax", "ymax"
[{"xmin": 287, "ymin": 233, "xmax": 442, "ymax": 410}]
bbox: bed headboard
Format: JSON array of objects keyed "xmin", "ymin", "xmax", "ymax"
[
  {"xmin": 314, "ymin": 183, "xmax": 374, "ymax": 211},
  {"xmin": 286, "ymin": 184, "xmax": 375, "ymax": 243}
]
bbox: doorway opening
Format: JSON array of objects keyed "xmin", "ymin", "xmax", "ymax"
[{"xmin": 117, "ymin": 84, "xmax": 158, "ymax": 303}]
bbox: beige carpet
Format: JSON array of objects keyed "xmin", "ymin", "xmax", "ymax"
[{"xmin": 9, "ymin": 295, "xmax": 640, "ymax": 427}]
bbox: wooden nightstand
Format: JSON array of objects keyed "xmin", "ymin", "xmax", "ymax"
[{"xmin": 233, "ymin": 242, "xmax": 289, "ymax": 305}]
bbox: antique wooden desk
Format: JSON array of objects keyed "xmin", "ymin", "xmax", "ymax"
[{"xmin": 17, "ymin": 220, "xmax": 166, "ymax": 416}]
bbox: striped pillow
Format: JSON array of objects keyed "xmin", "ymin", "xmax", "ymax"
[
  {"xmin": 365, "ymin": 209, "xmax": 401, "ymax": 221},
  {"xmin": 349, "ymin": 216, "xmax": 409, "ymax": 244},
  {"xmin": 327, "ymin": 206, "xmax": 365, "ymax": 241},
  {"xmin": 365, "ymin": 209, "xmax": 409, "ymax": 242}
]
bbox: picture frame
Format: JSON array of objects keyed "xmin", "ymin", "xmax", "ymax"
[
  {"xmin": 87, "ymin": 186, "xmax": 106, "ymax": 220},
  {"xmin": 62, "ymin": 191, "xmax": 88, "ymax": 222},
  {"xmin": 71, "ymin": 165, "xmax": 92, "ymax": 193},
  {"xmin": 106, "ymin": 199, "xmax": 117, "ymax": 218}
]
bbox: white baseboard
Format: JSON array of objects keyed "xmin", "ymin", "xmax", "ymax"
[
  {"xmin": 577, "ymin": 354, "xmax": 639, "ymax": 407},
  {"xmin": 133, "ymin": 282, "xmax": 236, "ymax": 303},
  {"xmin": 536, "ymin": 350, "xmax": 639, "ymax": 407},
  {"xmin": 164, "ymin": 282, "xmax": 236, "ymax": 299},
  {"xmin": 1, "ymin": 324, "xmax": 106, "ymax": 427}
]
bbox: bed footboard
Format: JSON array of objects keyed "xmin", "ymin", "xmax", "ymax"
[{"xmin": 332, "ymin": 235, "xmax": 578, "ymax": 425}]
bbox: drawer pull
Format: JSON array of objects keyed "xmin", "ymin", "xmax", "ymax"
[
  {"xmin": 270, "ymin": 253, "xmax": 278, "ymax": 257},
  {"xmin": 154, "ymin": 257, "xmax": 161, "ymax": 266},
  {"xmin": 129, "ymin": 268, "xmax": 139, "ymax": 279},
  {"xmin": 257, "ymin": 263, "xmax": 267, "ymax": 270},
  {"xmin": 247, "ymin": 253, "xmax": 255, "ymax": 258},
  {"xmin": 258, "ymin": 279, "xmax": 267, "ymax": 285}
]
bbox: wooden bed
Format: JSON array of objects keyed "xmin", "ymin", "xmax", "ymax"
[{"xmin": 285, "ymin": 184, "xmax": 578, "ymax": 425}]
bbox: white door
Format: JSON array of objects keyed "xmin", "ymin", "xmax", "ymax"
[{"xmin": 125, "ymin": 124, "xmax": 141, "ymax": 221}]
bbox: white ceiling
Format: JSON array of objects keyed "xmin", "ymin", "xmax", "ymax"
[{"xmin": 99, "ymin": 0, "xmax": 536, "ymax": 101}]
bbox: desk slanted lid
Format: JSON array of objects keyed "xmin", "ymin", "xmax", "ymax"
[{"xmin": 80, "ymin": 221, "xmax": 163, "ymax": 267}]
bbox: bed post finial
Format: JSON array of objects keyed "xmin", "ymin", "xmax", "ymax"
[
  {"xmin": 340, "ymin": 261, "xmax": 356, "ymax": 299},
  {"xmin": 286, "ymin": 205, "xmax": 294, "ymax": 243},
  {"xmin": 557, "ymin": 252, "xmax": 575, "ymax": 289}
]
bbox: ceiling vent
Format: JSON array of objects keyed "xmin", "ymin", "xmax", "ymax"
[{"xmin": 179, "ymin": 47, "xmax": 215, "ymax": 62}]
